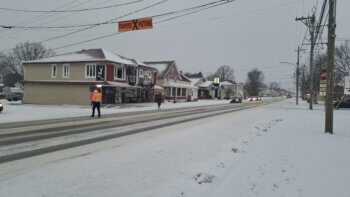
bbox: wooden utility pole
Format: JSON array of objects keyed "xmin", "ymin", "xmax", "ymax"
[
  {"xmin": 325, "ymin": 0, "xmax": 337, "ymax": 134},
  {"xmin": 296, "ymin": 46, "xmax": 301, "ymax": 105},
  {"xmin": 296, "ymin": 14, "xmax": 316, "ymax": 110}
]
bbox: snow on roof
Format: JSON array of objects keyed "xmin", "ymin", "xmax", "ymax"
[
  {"xmin": 144, "ymin": 61, "xmax": 173, "ymax": 76},
  {"xmin": 220, "ymin": 81, "xmax": 234, "ymax": 86},
  {"xmin": 190, "ymin": 78, "xmax": 202, "ymax": 86},
  {"xmin": 101, "ymin": 49, "xmax": 135, "ymax": 65},
  {"xmin": 23, "ymin": 49, "xmax": 136, "ymax": 65},
  {"xmin": 130, "ymin": 59, "xmax": 156, "ymax": 70},
  {"xmin": 107, "ymin": 81, "xmax": 133, "ymax": 88},
  {"xmin": 198, "ymin": 81, "xmax": 213, "ymax": 88}
]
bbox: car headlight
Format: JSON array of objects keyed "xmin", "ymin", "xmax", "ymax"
[{"xmin": 0, "ymin": 104, "xmax": 3, "ymax": 107}]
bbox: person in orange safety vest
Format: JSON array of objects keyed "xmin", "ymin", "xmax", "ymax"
[{"xmin": 91, "ymin": 89, "xmax": 102, "ymax": 117}]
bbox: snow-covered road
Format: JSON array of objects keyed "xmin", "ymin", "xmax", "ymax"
[{"xmin": 0, "ymin": 99, "xmax": 349, "ymax": 197}]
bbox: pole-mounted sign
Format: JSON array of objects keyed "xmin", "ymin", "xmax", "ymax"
[{"xmin": 118, "ymin": 17, "xmax": 153, "ymax": 32}]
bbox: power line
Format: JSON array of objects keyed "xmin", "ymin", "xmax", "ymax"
[
  {"xmin": 0, "ymin": 0, "xmax": 143, "ymax": 13},
  {"xmin": 0, "ymin": 0, "xmax": 170, "ymax": 53},
  {"xmin": 0, "ymin": 0, "xmax": 81, "ymax": 34},
  {"xmin": 1, "ymin": 0, "xmax": 231, "ymax": 30},
  {"xmin": 50, "ymin": 0, "xmax": 235, "ymax": 52},
  {"xmin": 0, "ymin": 0, "xmax": 95, "ymax": 38}
]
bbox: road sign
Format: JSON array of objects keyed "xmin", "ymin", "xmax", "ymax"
[
  {"xmin": 319, "ymin": 79, "xmax": 327, "ymax": 97},
  {"xmin": 118, "ymin": 17, "xmax": 153, "ymax": 32},
  {"xmin": 213, "ymin": 77, "xmax": 220, "ymax": 84}
]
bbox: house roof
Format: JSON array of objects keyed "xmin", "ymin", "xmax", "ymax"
[
  {"xmin": 199, "ymin": 81, "xmax": 213, "ymax": 88},
  {"xmin": 22, "ymin": 48, "xmax": 138, "ymax": 65},
  {"xmin": 179, "ymin": 72, "xmax": 191, "ymax": 82},
  {"xmin": 189, "ymin": 78, "xmax": 201, "ymax": 86},
  {"xmin": 143, "ymin": 61, "xmax": 174, "ymax": 78},
  {"xmin": 220, "ymin": 81, "xmax": 234, "ymax": 86}
]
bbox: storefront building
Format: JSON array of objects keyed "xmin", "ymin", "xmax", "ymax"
[{"xmin": 22, "ymin": 48, "xmax": 157, "ymax": 105}]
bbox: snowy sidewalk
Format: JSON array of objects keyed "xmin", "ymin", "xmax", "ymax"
[
  {"xmin": 0, "ymin": 99, "xmax": 349, "ymax": 197},
  {"xmin": 0, "ymin": 99, "xmax": 233, "ymax": 124},
  {"xmin": 210, "ymin": 100, "xmax": 350, "ymax": 197}
]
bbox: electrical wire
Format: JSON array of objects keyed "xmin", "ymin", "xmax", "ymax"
[
  {"xmin": 49, "ymin": 0, "xmax": 235, "ymax": 52},
  {"xmin": 0, "ymin": 0, "xmax": 82, "ymax": 35},
  {"xmin": 1, "ymin": 0, "xmax": 232, "ymax": 29},
  {"xmin": 0, "ymin": 0, "xmax": 144, "ymax": 13},
  {"xmin": 0, "ymin": 0, "xmax": 97, "ymax": 38},
  {"xmin": 0, "ymin": 0, "xmax": 170, "ymax": 53}
]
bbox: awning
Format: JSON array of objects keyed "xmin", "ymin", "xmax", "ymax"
[
  {"xmin": 153, "ymin": 85, "xmax": 164, "ymax": 90},
  {"xmin": 106, "ymin": 81, "xmax": 139, "ymax": 88}
]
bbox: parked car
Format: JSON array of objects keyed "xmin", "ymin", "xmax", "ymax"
[
  {"xmin": 334, "ymin": 95, "xmax": 350, "ymax": 108},
  {"xmin": 5, "ymin": 87, "xmax": 23, "ymax": 101},
  {"xmin": 230, "ymin": 95, "xmax": 242, "ymax": 103},
  {"xmin": 0, "ymin": 101, "xmax": 3, "ymax": 113},
  {"xmin": 248, "ymin": 96, "xmax": 261, "ymax": 102}
]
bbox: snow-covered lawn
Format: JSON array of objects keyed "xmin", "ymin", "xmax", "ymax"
[
  {"xmin": 0, "ymin": 99, "xmax": 235, "ymax": 124},
  {"xmin": 0, "ymin": 99, "xmax": 349, "ymax": 197}
]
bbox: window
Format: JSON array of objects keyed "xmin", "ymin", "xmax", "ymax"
[
  {"xmin": 114, "ymin": 64, "xmax": 125, "ymax": 80},
  {"xmin": 139, "ymin": 69, "xmax": 144, "ymax": 78},
  {"xmin": 177, "ymin": 88, "xmax": 181, "ymax": 96},
  {"xmin": 63, "ymin": 64, "xmax": 70, "ymax": 78},
  {"xmin": 85, "ymin": 64, "xmax": 96, "ymax": 78},
  {"xmin": 182, "ymin": 88, "xmax": 186, "ymax": 96},
  {"xmin": 51, "ymin": 64, "xmax": 57, "ymax": 78}
]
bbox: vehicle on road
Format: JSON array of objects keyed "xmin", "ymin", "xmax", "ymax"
[
  {"xmin": 5, "ymin": 87, "xmax": 23, "ymax": 101},
  {"xmin": 230, "ymin": 95, "xmax": 242, "ymax": 103},
  {"xmin": 0, "ymin": 101, "xmax": 3, "ymax": 113},
  {"xmin": 248, "ymin": 96, "xmax": 261, "ymax": 102}
]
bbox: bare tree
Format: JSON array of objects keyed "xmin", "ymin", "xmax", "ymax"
[
  {"xmin": 335, "ymin": 41, "xmax": 350, "ymax": 84},
  {"xmin": 184, "ymin": 71, "xmax": 203, "ymax": 78},
  {"xmin": 245, "ymin": 69, "xmax": 264, "ymax": 96},
  {"xmin": 206, "ymin": 73, "xmax": 215, "ymax": 81},
  {"xmin": 269, "ymin": 82, "xmax": 281, "ymax": 92},
  {"xmin": 214, "ymin": 65, "xmax": 235, "ymax": 82},
  {"xmin": 0, "ymin": 41, "xmax": 55, "ymax": 85}
]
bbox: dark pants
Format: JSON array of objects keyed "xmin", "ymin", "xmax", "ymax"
[{"xmin": 91, "ymin": 102, "xmax": 101, "ymax": 117}]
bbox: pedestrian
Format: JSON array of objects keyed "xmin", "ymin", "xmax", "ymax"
[
  {"xmin": 91, "ymin": 89, "xmax": 102, "ymax": 117},
  {"xmin": 155, "ymin": 93, "xmax": 162, "ymax": 110}
]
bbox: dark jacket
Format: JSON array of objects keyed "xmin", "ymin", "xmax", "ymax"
[{"xmin": 155, "ymin": 94, "xmax": 162, "ymax": 104}]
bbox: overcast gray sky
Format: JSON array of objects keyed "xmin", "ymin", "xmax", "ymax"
[{"xmin": 0, "ymin": 0, "xmax": 349, "ymax": 89}]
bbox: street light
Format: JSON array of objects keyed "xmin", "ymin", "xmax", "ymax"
[{"xmin": 280, "ymin": 61, "xmax": 296, "ymax": 68}]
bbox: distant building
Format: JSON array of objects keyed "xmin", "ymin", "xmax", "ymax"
[
  {"xmin": 197, "ymin": 80, "xmax": 215, "ymax": 99},
  {"xmin": 22, "ymin": 48, "xmax": 157, "ymax": 105},
  {"xmin": 144, "ymin": 61, "xmax": 197, "ymax": 102}
]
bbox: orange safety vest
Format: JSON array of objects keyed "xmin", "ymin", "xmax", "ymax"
[{"xmin": 91, "ymin": 92, "xmax": 102, "ymax": 102}]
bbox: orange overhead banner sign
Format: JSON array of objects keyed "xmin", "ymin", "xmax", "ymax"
[{"xmin": 118, "ymin": 17, "xmax": 153, "ymax": 32}]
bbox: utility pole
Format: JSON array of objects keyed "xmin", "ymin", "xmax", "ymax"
[
  {"xmin": 296, "ymin": 46, "xmax": 301, "ymax": 105},
  {"xmin": 296, "ymin": 14, "xmax": 316, "ymax": 110},
  {"xmin": 325, "ymin": 0, "xmax": 337, "ymax": 134}
]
